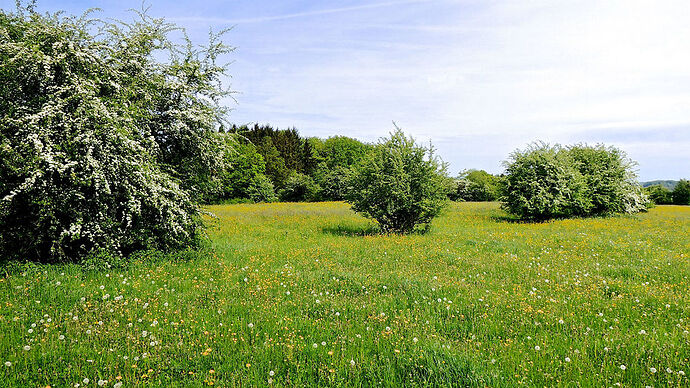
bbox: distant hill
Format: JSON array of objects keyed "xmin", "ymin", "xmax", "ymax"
[{"xmin": 641, "ymin": 180, "xmax": 679, "ymax": 190}]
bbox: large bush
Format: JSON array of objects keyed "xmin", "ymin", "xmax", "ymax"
[
  {"xmin": 501, "ymin": 143, "xmax": 648, "ymax": 220},
  {"xmin": 345, "ymin": 129, "xmax": 452, "ymax": 233},
  {"xmin": 0, "ymin": 5, "xmax": 231, "ymax": 261},
  {"xmin": 672, "ymin": 179, "xmax": 690, "ymax": 205}
]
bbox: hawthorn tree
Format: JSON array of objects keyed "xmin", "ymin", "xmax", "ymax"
[{"xmin": 0, "ymin": 4, "xmax": 233, "ymax": 262}]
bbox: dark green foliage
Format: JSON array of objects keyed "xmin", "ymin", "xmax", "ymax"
[
  {"xmin": 645, "ymin": 185, "xmax": 673, "ymax": 205},
  {"xmin": 279, "ymin": 173, "xmax": 319, "ymax": 202},
  {"xmin": 641, "ymin": 180, "xmax": 678, "ymax": 190},
  {"xmin": 501, "ymin": 143, "xmax": 648, "ymax": 220},
  {"xmin": 672, "ymin": 179, "xmax": 690, "ymax": 205},
  {"xmin": 256, "ymin": 137, "xmax": 290, "ymax": 189},
  {"xmin": 450, "ymin": 170, "xmax": 501, "ymax": 202},
  {"xmin": 345, "ymin": 128, "xmax": 452, "ymax": 234}
]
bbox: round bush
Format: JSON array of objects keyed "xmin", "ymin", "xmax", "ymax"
[{"xmin": 345, "ymin": 129, "xmax": 452, "ymax": 233}]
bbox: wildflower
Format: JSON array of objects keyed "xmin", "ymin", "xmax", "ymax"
[
  {"xmin": 59, "ymin": 335, "xmax": 65, "ymax": 340},
  {"xmin": 98, "ymin": 380, "xmax": 107, "ymax": 386},
  {"xmin": 667, "ymin": 368, "xmax": 673, "ymax": 373},
  {"xmin": 286, "ymin": 291, "xmax": 290, "ymax": 295},
  {"xmin": 413, "ymin": 337, "xmax": 418, "ymax": 343},
  {"xmin": 650, "ymin": 367, "xmax": 657, "ymax": 373},
  {"xmin": 23, "ymin": 345, "xmax": 30, "ymax": 351},
  {"xmin": 113, "ymin": 382, "xmax": 122, "ymax": 388},
  {"xmin": 639, "ymin": 329, "xmax": 647, "ymax": 335},
  {"xmin": 620, "ymin": 365, "xmax": 626, "ymax": 370},
  {"xmin": 565, "ymin": 357, "xmax": 571, "ymax": 362},
  {"xmin": 4, "ymin": 361, "xmax": 11, "ymax": 367},
  {"xmin": 679, "ymin": 370, "xmax": 685, "ymax": 376},
  {"xmin": 248, "ymin": 323, "xmax": 254, "ymax": 329},
  {"xmin": 313, "ymin": 343, "xmax": 318, "ymax": 348},
  {"xmin": 385, "ymin": 326, "xmax": 391, "ymax": 332},
  {"xmin": 350, "ymin": 360, "xmax": 356, "ymax": 366},
  {"xmin": 321, "ymin": 341, "xmax": 326, "ymax": 346},
  {"xmin": 269, "ymin": 370, "xmax": 275, "ymax": 376},
  {"xmin": 534, "ymin": 346, "xmax": 540, "ymax": 351},
  {"xmin": 83, "ymin": 378, "xmax": 90, "ymax": 384}
]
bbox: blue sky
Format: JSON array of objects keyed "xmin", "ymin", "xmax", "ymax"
[{"xmin": 5, "ymin": 0, "xmax": 690, "ymax": 180}]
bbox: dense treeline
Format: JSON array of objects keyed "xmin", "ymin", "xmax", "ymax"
[{"xmin": 644, "ymin": 180, "xmax": 690, "ymax": 205}]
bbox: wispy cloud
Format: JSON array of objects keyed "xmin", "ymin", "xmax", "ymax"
[{"xmin": 169, "ymin": 0, "xmax": 431, "ymax": 25}]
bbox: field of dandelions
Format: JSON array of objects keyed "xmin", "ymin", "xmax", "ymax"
[{"xmin": 1, "ymin": 202, "xmax": 688, "ymax": 387}]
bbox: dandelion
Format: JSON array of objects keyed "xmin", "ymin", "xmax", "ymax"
[
  {"xmin": 620, "ymin": 365, "xmax": 626, "ymax": 370},
  {"xmin": 413, "ymin": 337, "xmax": 418, "ymax": 343},
  {"xmin": 350, "ymin": 359, "xmax": 356, "ymax": 366},
  {"xmin": 565, "ymin": 357, "xmax": 571, "ymax": 362},
  {"xmin": 534, "ymin": 346, "xmax": 540, "ymax": 351},
  {"xmin": 248, "ymin": 323, "xmax": 254, "ymax": 329},
  {"xmin": 269, "ymin": 370, "xmax": 275, "ymax": 376},
  {"xmin": 4, "ymin": 361, "xmax": 11, "ymax": 367},
  {"xmin": 23, "ymin": 345, "xmax": 30, "ymax": 351},
  {"xmin": 650, "ymin": 367, "xmax": 657, "ymax": 373}
]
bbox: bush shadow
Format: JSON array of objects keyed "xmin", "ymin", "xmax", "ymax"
[{"xmin": 322, "ymin": 224, "xmax": 379, "ymax": 237}]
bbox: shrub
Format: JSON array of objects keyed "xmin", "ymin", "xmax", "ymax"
[
  {"xmin": 568, "ymin": 144, "xmax": 647, "ymax": 214},
  {"xmin": 345, "ymin": 128, "xmax": 452, "ymax": 233},
  {"xmin": 501, "ymin": 144, "xmax": 590, "ymax": 220},
  {"xmin": 0, "ymin": 5, "xmax": 231, "ymax": 261},
  {"xmin": 247, "ymin": 174, "xmax": 278, "ymax": 203},
  {"xmin": 645, "ymin": 185, "xmax": 673, "ymax": 205},
  {"xmin": 450, "ymin": 170, "xmax": 501, "ymax": 202},
  {"xmin": 501, "ymin": 143, "xmax": 648, "ymax": 220},
  {"xmin": 672, "ymin": 179, "xmax": 690, "ymax": 205},
  {"xmin": 279, "ymin": 173, "xmax": 319, "ymax": 202}
]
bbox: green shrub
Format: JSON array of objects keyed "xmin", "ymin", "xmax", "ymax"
[
  {"xmin": 247, "ymin": 174, "xmax": 278, "ymax": 203},
  {"xmin": 0, "ymin": 5, "xmax": 231, "ymax": 262},
  {"xmin": 345, "ymin": 128, "xmax": 452, "ymax": 233},
  {"xmin": 501, "ymin": 143, "xmax": 648, "ymax": 220},
  {"xmin": 450, "ymin": 170, "xmax": 501, "ymax": 202},
  {"xmin": 645, "ymin": 185, "xmax": 673, "ymax": 205},
  {"xmin": 501, "ymin": 144, "xmax": 590, "ymax": 220},
  {"xmin": 279, "ymin": 173, "xmax": 319, "ymax": 202},
  {"xmin": 672, "ymin": 179, "xmax": 690, "ymax": 205}
]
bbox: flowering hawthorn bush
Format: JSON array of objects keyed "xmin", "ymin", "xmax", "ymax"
[{"xmin": 0, "ymin": 5, "xmax": 233, "ymax": 261}]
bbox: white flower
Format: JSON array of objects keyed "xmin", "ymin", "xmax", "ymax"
[
  {"xmin": 98, "ymin": 379, "xmax": 107, "ymax": 386},
  {"xmin": 385, "ymin": 326, "xmax": 391, "ymax": 332},
  {"xmin": 620, "ymin": 365, "xmax": 626, "ymax": 370},
  {"xmin": 4, "ymin": 361, "xmax": 11, "ymax": 367},
  {"xmin": 321, "ymin": 341, "xmax": 326, "ymax": 346},
  {"xmin": 350, "ymin": 359, "xmax": 356, "ymax": 366},
  {"xmin": 639, "ymin": 329, "xmax": 647, "ymax": 335},
  {"xmin": 650, "ymin": 367, "xmax": 657, "ymax": 373},
  {"xmin": 679, "ymin": 370, "xmax": 685, "ymax": 376},
  {"xmin": 667, "ymin": 368, "xmax": 673, "ymax": 373},
  {"xmin": 59, "ymin": 335, "xmax": 65, "ymax": 340},
  {"xmin": 286, "ymin": 291, "xmax": 290, "ymax": 295},
  {"xmin": 83, "ymin": 378, "xmax": 90, "ymax": 384},
  {"xmin": 23, "ymin": 345, "xmax": 30, "ymax": 351},
  {"xmin": 312, "ymin": 343, "xmax": 318, "ymax": 348},
  {"xmin": 534, "ymin": 346, "xmax": 540, "ymax": 351},
  {"xmin": 413, "ymin": 337, "xmax": 418, "ymax": 343},
  {"xmin": 100, "ymin": 285, "xmax": 105, "ymax": 290},
  {"xmin": 114, "ymin": 382, "xmax": 122, "ymax": 388},
  {"xmin": 269, "ymin": 370, "xmax": 275, "ymax": 376},
  {"xmin": 565, "ymin": 357, "xmax": 571, "ymax": 362},
  {"xmin": 248, "ymin": 323, "xmax": 254, "ymax": 329},
  {"xmin": 28, "ymin": 329, "xmax": 33, "ymax": 334},
  {"xmin": 142, "ymin": 331, "xmax": 148, "ymax": 337}
]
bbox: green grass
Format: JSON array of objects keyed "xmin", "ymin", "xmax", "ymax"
[{"xmin": 1, "ymin": 202, "xmax": 689, "ymax": 387}]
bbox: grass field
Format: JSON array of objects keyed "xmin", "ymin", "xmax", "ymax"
[{"xmin": 1, "ymin": 202, "xmax": 689, "ymax": 387}]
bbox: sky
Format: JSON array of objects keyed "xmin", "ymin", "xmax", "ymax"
[{"xmin": 4, "ymin": 0, "xmax": 690, "ymax": 180}]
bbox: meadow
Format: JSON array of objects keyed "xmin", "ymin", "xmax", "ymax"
[{"xmin": 1, "ymin": 202, "xmax": 688, "ymax": 387}]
